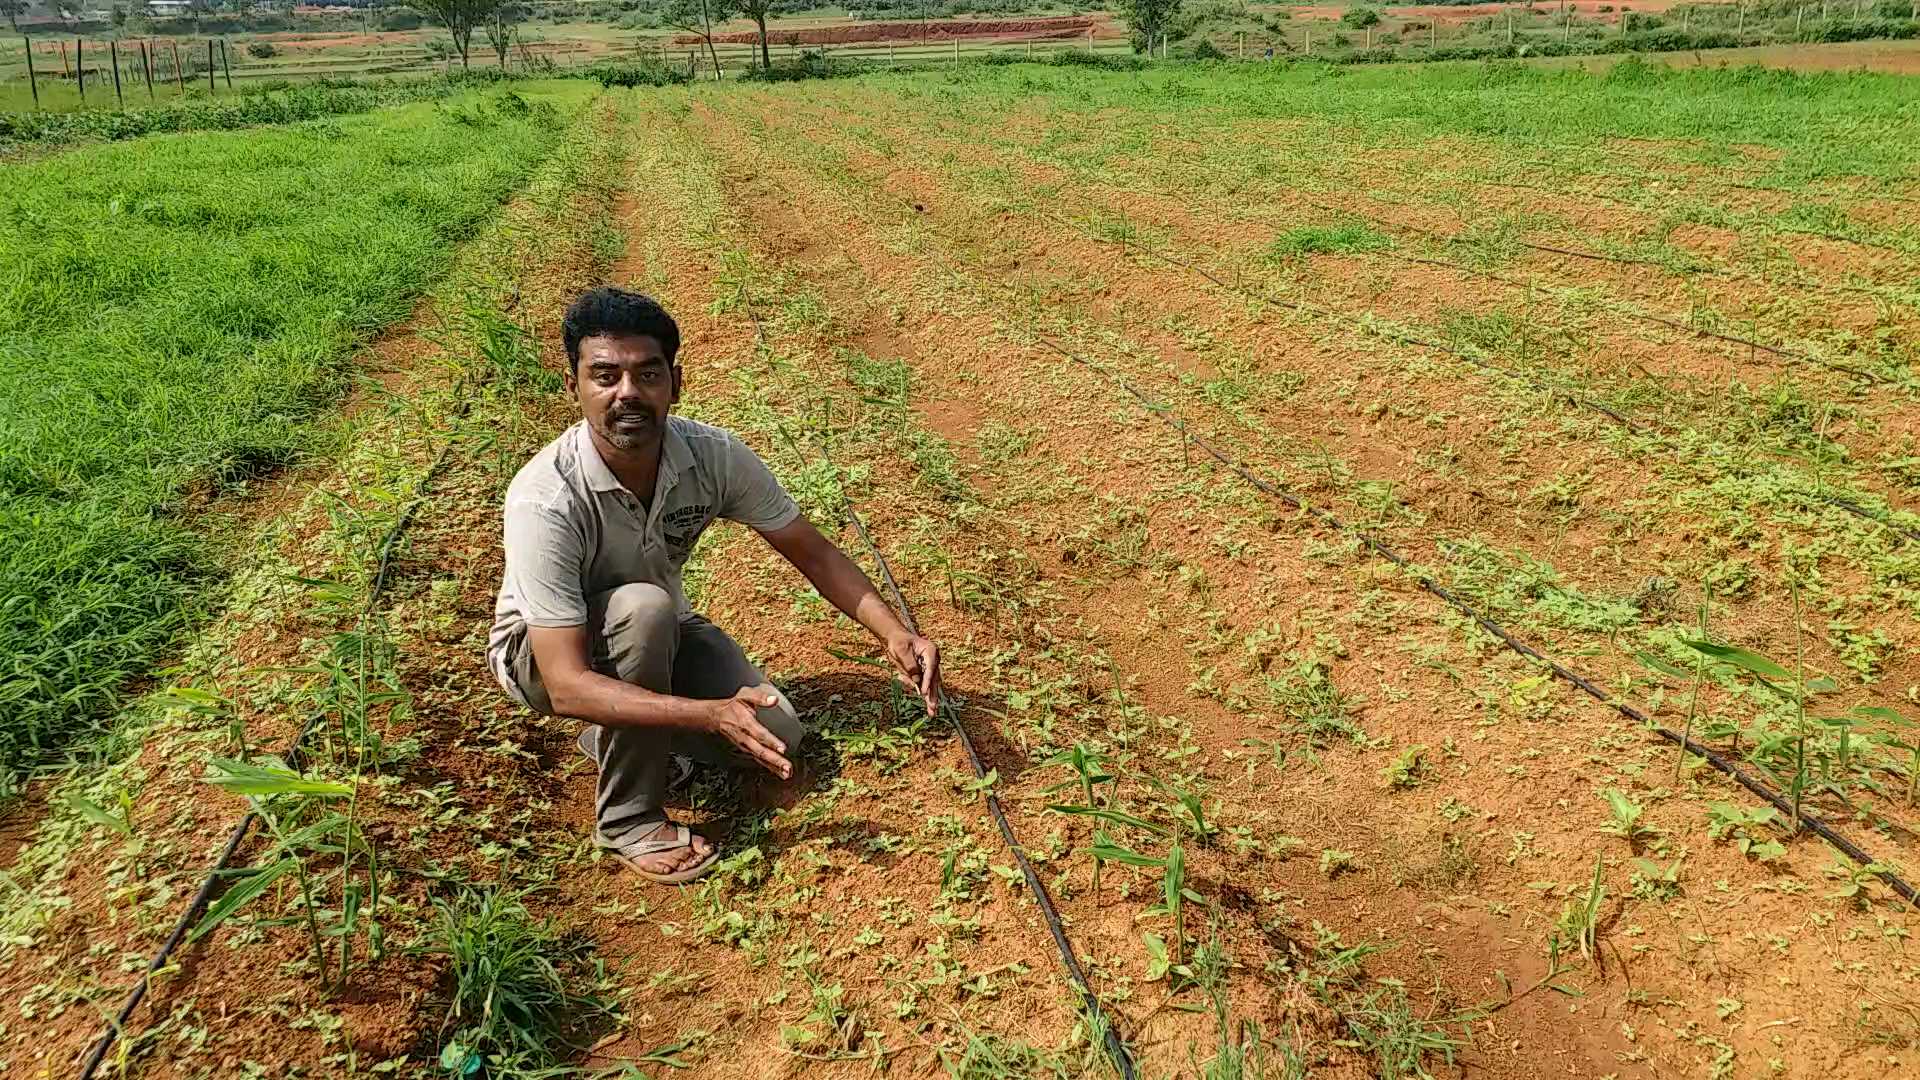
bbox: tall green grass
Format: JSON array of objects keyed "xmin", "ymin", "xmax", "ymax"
[{"xmin": 0, "ymin": 81, "xmax": 592, "ymax": 788}]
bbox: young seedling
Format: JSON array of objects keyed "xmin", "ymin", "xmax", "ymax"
[
  {"xmin": 1380, "ymin": 745, "xmax": 1427, "ymax": 789},
  {"xmin": 1680, "ymin": 620, "xmax": 1837, "ymax": 834},
  {"xmin": 1597, "ymin": 788, "xmax": 1654, "ymax": 847},
  {"xmin": 1551, "ymin": 855, "xmax": 1606, "ymax": 969},
  {"xmin": 1150, "ymin": 775, "xmax": 1218, "ymax": 846},
  {"xmin": 1706, "ymin": 802, "xmax": 1787, "ymax": 861}
]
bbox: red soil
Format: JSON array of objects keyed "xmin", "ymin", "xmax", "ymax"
[{"xmin": 676, "ymin": 16, "xmax": 1097, "ymax": 48}]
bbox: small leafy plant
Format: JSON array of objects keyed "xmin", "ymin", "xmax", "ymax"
[{"xmin": 1706, "ymin": 802, "xmax": 1787, "ymax": 862}]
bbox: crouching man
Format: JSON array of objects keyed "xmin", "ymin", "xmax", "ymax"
[{"xmin": 488, "ymin": 287, "xmax": 940, "ymax": 884}]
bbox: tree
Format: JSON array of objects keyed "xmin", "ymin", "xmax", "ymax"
[
  {"xmin": 663, "ymin": 0, "xmax": 734, "ymax": 80},
  {"xmin": 1, "ymin": 0, "xmax": 25, "ymax": 34},
  {"xmin": 415, "ymin": 0, "xmax": 505, "ymax": 69},
  {"xmin": 484, "ymin": 1, "xmax": 526, "ymax": 67},
  {"xmin": 735, "ymin": 0, "xmax": 776, "ymax": 69},
  {"xmin": 1114, "ymin": 0, "xmax": 1184, "ymax": 54}
]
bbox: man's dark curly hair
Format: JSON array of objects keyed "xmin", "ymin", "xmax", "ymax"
[{"xmin": 562, "ymin": 287, "xmax": 681, "ymax": 372}]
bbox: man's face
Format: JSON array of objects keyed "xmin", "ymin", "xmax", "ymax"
[{"xmin": 567, "ymin": 333, "xmax": 679, "ymax": 452}]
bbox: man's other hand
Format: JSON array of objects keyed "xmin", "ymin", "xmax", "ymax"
[
  {"xmin": 706, "ymin": 686, "xmax": 792, "ymax": 779},
  {"xmin": 887, "ymin": 633, "xmax": 942, "ymax": 716}
]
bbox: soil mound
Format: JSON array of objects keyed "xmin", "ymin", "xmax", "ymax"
[{"xmin": 676, "ymin": 17, "xmax": 1095, "ymax": 47}]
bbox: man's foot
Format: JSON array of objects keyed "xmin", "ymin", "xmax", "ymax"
[{"xmin": 601, "ymin": 819, "xmax": 718, "ymax": 884}]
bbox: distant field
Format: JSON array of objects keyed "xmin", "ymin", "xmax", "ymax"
[{"xmin": 0, "ymin": 80, "xmax": 590, "ymax": 785}]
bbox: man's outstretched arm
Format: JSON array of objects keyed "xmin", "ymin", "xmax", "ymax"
[{"xmin": 759, "ymin": 517, "xmax": 942, "ymax": 715}]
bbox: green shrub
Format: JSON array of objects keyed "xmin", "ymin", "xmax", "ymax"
[
  {"xmin": 579, "ymin": 59, "xmax": 690, "ymax": 87},
  {"xmin": 245, "ymin": 41, "xmax": 278, "ymax": 59},
  {"xmin": 1341, "ymin": 6, "xmax": 1383, "ymax": 28}
]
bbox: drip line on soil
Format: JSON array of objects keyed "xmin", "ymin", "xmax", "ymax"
[
  {"xmin": 1025, "ymin": 334, "xmax": 1917, "ymax": 908},
  {"xmin": 1055, "ymin": 217, "xmax": 1920, "ymax": 547},
  {"xmin": 77, "ymin": 433, "xmax": 460, "ymax": 1080},
  {"xmin": 734, "ymin": 297, "xmax": 1138, "ymax": 1080}
]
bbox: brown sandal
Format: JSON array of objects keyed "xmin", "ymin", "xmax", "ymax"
[{"xmin": 602, "ymin": 822, "xmax": 719, "ymax": 885}]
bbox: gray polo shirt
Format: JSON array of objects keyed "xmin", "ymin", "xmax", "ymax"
[{"xmin": 487, "ymin": 417, "xmax": 800, "ymax": 700}]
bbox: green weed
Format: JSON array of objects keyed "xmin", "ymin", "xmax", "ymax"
[
  {"xmin": 1264, "ymin": 222, "xmax": 1392, "ymax": 261},
  {"xmin": 420, "ymin": 885, "xmax": 619, "ymax": 1077}
]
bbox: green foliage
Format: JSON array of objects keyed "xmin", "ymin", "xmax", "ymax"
[
  {"xmin": 1264, "ymin": 222, "xmax": 1392, "ymax": 261},
  {"xmin": 1116, "ymin": 0, "xmax": 1186, "ymax": 51},
  {"xmin": 581, "ymin": 59, "xmax": 692, "ymax": 87},
  {"xmin": 422, "ymin": 886, "xmax": 618, "ymax": 1075},
  {"xmin": 1706, "ymin": 802, "xmax": 1788, "ymax": 861},
  {"xmin": 0, "ymin": 84, "xmax": 581, "ymax": 786},
  {"xmin": 1341, "ymin": 7, "xmax": 1382, "ymax": 29},
  {"xmin": 1598, "ymin": 788, "xmax": 1651, "ymax": 844},
  {"xmin": 1380, "ymin": 745, "xmax": 1428, "ymax": 789},
  {"xmin": 0, "ymin": 75, "xmax": 514, "ymax": 148}
]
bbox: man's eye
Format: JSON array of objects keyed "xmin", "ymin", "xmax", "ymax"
[{"xmin": 594, "ymin": 372, "xmax": 618, "ymax": 385}]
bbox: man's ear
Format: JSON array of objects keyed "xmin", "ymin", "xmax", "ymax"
[
  {"xmin": 562, "ymin": 363, "xmax": 576, "ymax": 398},
  {"xmin": 670, "ymin": 362, "xmax": 683, "ymax": 405}
]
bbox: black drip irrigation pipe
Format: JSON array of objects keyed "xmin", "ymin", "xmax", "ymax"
[
  {"xmin": 76, "ymin": 437, "xmax": 459, "ymax": 1080},
  {"xmin": 1064, "ymin": 220, "xmax": 1920, "ymax": 548},
  {"xmin": 846, "ymin": 508, "xmax": 1139, "ymax": 1080},
  {"xmin": 734, "ymin": 296, "xmax": 1138, "ymax": 1078},
  {"xmin": 1030, "ymin": 335, "xmax": 1918, "ymax": 908}
]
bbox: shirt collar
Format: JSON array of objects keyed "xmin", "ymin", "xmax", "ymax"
[{"xmin": 575, "ymin": 418, "xmax": 693, "ymax": 498}]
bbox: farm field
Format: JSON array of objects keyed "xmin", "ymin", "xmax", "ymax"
[
  {"xmin": 0, "ymin": 79, "xmax": 591, "ymax": 791},
  {"xmin": 3, "ymin": 55, "xmax": 1920, "ymax": 1080}
]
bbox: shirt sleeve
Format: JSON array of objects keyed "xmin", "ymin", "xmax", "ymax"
[
  {"xmin": 503, "ymin": 498, "xmax": 589, "ymax": 627},
  {"xmin": 718, "ymin": 433, "xmax": 801, "ymax": 532}
]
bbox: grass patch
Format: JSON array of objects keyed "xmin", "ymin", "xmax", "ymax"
[
  {"xmin": 421, "ymin": 886, "xmax": 619, "ymax": 1075},
  {"xmin": 1264, "ymin": 222, "xmax": 1393, "ymax": 261},
  {"xmin": 0, "ymin": 81, "xmax": 591, "ymax": 789}
]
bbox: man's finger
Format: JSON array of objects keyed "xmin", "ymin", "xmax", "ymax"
[{"xmin": 738, "ymin": 710, "xmax": 785, "ymax": 755}]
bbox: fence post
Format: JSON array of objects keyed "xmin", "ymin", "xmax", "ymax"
[
  {"xmin": 1737, "ymin": 4, "xmax": 1746, "ymax": 34},
  {"xmin": 952, "ymin": 37, "xmax": 958, "ymax": 61},
  {"xmin": 59, "ymin": 37, "xmax": 69, "ymax": 78},
  {"xmin": 1238, "ymin": 31, "xmax": 1244, "ymax": 58},
  {"xmin": 1305, "ymin": 28, "xmax": 1312, "ymax": 54},
  {"xmin": 1087, "ymin": 26, "xmax": 1094, "ymax": 52},
  {"xmin": 110, "ymin": 39, "xmax": 123, "ymax": 108},
  {"xmin": 24, "ymin": 37, "xmax": 37, "ymax": 108},
  {"xmin": 1366, "ymin": 26, "xmax": 1373, "ymax": 48},
  {"xmin": 75, "ymin": 37, "xmax": 84, "ymax": 103},
  {"xmin": 1505, "ymin": 13, "xmax": 1513, "ymax": 44},
  {"xmin": 141, "ymin": 40, "xmax": 154, "ymax": 99},
  {"xmin": 889, "ymin": 39, "xmax": 895, "ymax": 64},
  {"xmin": 221, "ymin": 38, "xmax": 232, "ymax": 89},
  {"xmin": 172, "ymin": 40, "xmax": 185, "ymax": 94},
  {"xmin": 1433, "ymin": 20, "xmax": 1439, "ymax": 46},
  {"xmin": 206, "ymin": 39, "xmax": 215, "ymax": 94}
]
